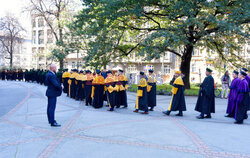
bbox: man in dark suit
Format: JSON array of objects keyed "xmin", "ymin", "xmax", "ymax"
[{"xmin": 45, "ymin": 64, "xmax": 63, "ymax": 127}]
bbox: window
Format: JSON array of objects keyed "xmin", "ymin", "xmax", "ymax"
[
  {"xmin": 38, "ymin": 30, "xmax": 44, "ymax": 44},
  {"xmin": 47, "ymin": 29, "xmax": 53, "ymax": 44},
  {"xmin": 32, "ymin": 31, "xmax": 36, "ymax": 44},
  {"xmin": 32, "ymin": 19, "xmax": 36, "ymax": 28},
  {"xmin": 128, "ymin": 65, "xmax": 137, "ymax": 72},
  {"xmin": 38, "ymin": 47, "xmax": 44, "ymax": 54},
  {"xmin": 32, "ymin": 48, "xmax": 37, "ymax": 55},
  {"xmin": 164, "ymin": 65, "xmax": 170, "ymax": 73},
  {"xmin": 192, "ymin": 64, "xmax": 196, "ymax": 72},
  {"xmin": 146, "ymin": 65, "xmax": 154, "ymax": 70},
  {"xmin": 192, "ymin": 49, "xmax": 199, "ymax": 56},
  {"xmin": 38, "ymin": 18, "xmax": 44, "ymax": 27},
  {"xmin": 72, "ymin": 62, "xmax": 76, "ymax": 68}
]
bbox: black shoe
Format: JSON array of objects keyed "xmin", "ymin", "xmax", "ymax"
[
  {"xmin": 51, "ymin": 122, "xmax": 61, "ymax": 127},
  {"xmin": 234, "ymin": 120, "xmax": 243, "ymax": 124},
  {"xmin": 133, "ymin": 109, "xmax": 139, "ymax": 113},
  {"xmin": 205, "ymin": 115, "xmax": 211, "ymax": 119},
  {"xmin": 224, "ymin": 114, "xmax": 231, "ymax": 118},
  {"xmin": 122, "ymin": 106, "xmax": 128, "ymax": 108},
  {"xmin": 176, "ymin": 113, "xmax": 183, "ymax": 116},
  {"xmin": 196, "ymin": 115, "xmax": 204, "ymax": 119},
  {"xmin": 163, "ymin": 110, "xmax": 171, "ymax": 116},
  {"xmin": 116, "ymin": 106, "xmax": 120, "ymax": 108},
  {"xmin": 149, "ymin": 108, "xmax": 154, "ymax": 111},
  {"xmin": 107, "ymin": 108, "xmax": 114, "ymax": 111},
  {"xmin": 244, "ymin": 114, "xmax": 248, "ymax": 119}
]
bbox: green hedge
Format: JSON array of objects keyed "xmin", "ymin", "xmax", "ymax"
[{"xmin": 127, "ymin": 84, "xmax": 200, "ymax": 96}]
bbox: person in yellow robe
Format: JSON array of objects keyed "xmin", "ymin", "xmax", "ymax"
[
  {"xmin": 147, "ymin": 69, "xmax": 157, "ymax": 111},
  {"xmin": 105, "ymin": 70, "xmax": 116, "ymax": 111},
  {"xmin": 85, "ymin": 70, "xmax": 93, "ymax": 106},
  {"xmin": 62, "ymin": 69, "xmax": 71, "ymax": 95},
  {"xmin": 134, "ymin": 72, "xmax": 148, "ymax": 114},
  {"xmin": 75, "ymin": 70, "xmax": 85, "ymax": 101},
  {"xmin": 115, "ymin": 69, "xmax": 129, "ymax": 108},
  {"xmin": 68, "ymin": 69, "xmax": 79, "ymax": 99},
  {"xmin": 163, "ymin": 70, "xmax": 186, "ymax": 116},
  {"xmin": 91, "ymin": 69, "xmax": 105, "ymax": 108}
]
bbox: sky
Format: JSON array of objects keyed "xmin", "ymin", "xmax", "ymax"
[
  {"xmin": 0, "ymin": 0, "xmax": 83, "ymax": 39},
  {"xmin": 0, "ymin": 0, "xmax": 31, "ymax": 37}
]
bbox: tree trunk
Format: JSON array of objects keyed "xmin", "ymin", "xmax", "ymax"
[
  {"xmin": 10, "ymin": 51, "xmax": 13, "ymax": 69},
  {"xmin": 180, "ymin": 44, "xmax": 193, "ymax": 89},
  {"xmin": 59, "ymin": 59, "xmax": 64, "ymax": 70}
]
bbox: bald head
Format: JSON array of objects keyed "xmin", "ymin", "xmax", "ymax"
[{"xmin": 50, "ymin": 64, "xmax": 57, "ymax": 73}]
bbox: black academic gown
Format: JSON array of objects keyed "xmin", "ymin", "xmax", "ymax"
[
  {"xmin": 195, "ymin": 75, "xmax": 215, "ymax": 115},
  {"xmin": 168, "ymin": 77, "xmax": 186, "ymax": 111},
  {"xmin": 92, "ymin": 75, "xmax": 105, "ymax": 108},
  {"xmin": 115, "ymin": 75, "xmax": 128, "ymax": 107},
  {"xmin": 63, "ymin": 77, "xmax": 69, "ymax": 93},
  {"xmin": 1, "ymin": 71, "xmax": 6, "ymax": 80},
  {"xmin": 85, "ymin": 76, "xmax": 93, "ymax": 106},
  {"xmin": 76, "ymin": 79, "xmax": 85, "ymax": 101},
  {"xmin": 147, "ymin": 76, "xmax": 157, "ymax": 108},
  {"xmin": 105, "ymin": 76, "xmax": 116, "ymax": 109},
  {"xmin": 136, "ymin": 78, "xmax": 148, "ymax": 112}
]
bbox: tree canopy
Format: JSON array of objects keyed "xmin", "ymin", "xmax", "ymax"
[{"xmin": 73, "ymin": 0, "xmax": 249, "ymax": 88}]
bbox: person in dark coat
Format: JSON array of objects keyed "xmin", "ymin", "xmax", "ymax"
[
  {"xmin": 85, "ymin": 70, "xmax": 93, "ymax": 106},
  {"xmin": 18, "ymin": 69, "xmax": 24, "ymax": 81},
  {"xmin": 45, "ymin": 64, "xmax": 62, "ymax": 127},
  {"xmin": 234, "ymin": 71, "xmax": 249, "ymax": 124},
  {"xmin": 225, "ymin": 70, "xmax": 241, "ymax": 117},
  {"xmin": 163, "ymin": 70, "xmax": 186, "ymax": 116},
  {"xmin": 1, "ymin": 69, "xmax": 6, "ymax": 80},
  {"xmin": 195, "ymin": 68, "xmax": 215, "ymax": 119},
  {"xmin": 147, "ymin": 69, "xmax": 157, "ymax": 111},
  {"xmin": 133, "ymin": 72, "xmax": 148, "ymax": 114},
  {"xmin": 91, "ymin": 69, "xmax": 105, "ymax": 108},
  {"xmin": 105, "ymin": 70, "xmax": 116, "ymax": 111},
  {"xmin": 24, "ymin": 69, "xmax": 28, "ymax": 82}
]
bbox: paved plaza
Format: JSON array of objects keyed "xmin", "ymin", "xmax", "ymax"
[{"xmin": 0, "ymin": 80, "xmax": 249, "ymax": 158}]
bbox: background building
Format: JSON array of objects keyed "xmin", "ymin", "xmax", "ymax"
[{"xmin": 0, "ymin": 36, "xmax": 32, "ymax": 69}]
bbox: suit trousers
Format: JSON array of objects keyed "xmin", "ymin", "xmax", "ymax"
[{"xmin": 47, "ymin": 97, "xmax": 57, "ymax": 124}]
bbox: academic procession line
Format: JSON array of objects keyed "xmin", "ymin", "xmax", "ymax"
[{"xmin": 0, "ymin": 67, "xmax": 249, "ymax": 125}]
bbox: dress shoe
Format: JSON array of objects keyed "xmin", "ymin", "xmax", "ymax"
[
  {"xmin": 149, "ymin": 108, "xmax": 154, "ymax": 111},
  {"xmin": 133, "ymin": 109, "xmax": 139, "ymax": 113},
  {"xmin": 175, "ymin": 113, "xmax": 183, "ymax": 116},
  {"xmin": 141, "ymin": 112, "xmax": 148, "ymax": 114},
  {"xmin": 196, "ymin": 115, "xmax": 204, "ymax": 119},
  {"xmin": 51, "ymin": 122, "xmax": 61, "ymax": 127},
  {"xmin": 224, "ymin": 114, "xmax": 233, "ymax": 118},
  {"xmin": 163, "ymin": 110, "xmax": 171, "ymax": 116},
  {"xmin": 122, "ymin": 106, "xmax": 128, "ymax": 108},
  {"xmin": 205, "ymin": 115, "xmax": 211, "ymax": 119},
  {"xmin": 107, "ymin": 108, "xmax": 114, "ymax": 111},
  {"xmin": 234, "ymin": 120, "xmax": 243, "ymax": 124},
  {"xmin": 244, "ymin": 114, "xmax": 248, "ymax": 119}
]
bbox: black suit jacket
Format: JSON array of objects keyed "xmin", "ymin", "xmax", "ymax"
[{"xmin": 45, "ymin": 71, "xmax": 62, "ymax": 97}]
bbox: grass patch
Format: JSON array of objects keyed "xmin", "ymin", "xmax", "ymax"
[{"xmin": 127, "ymin": 84, "xmax": 200, "ymax": 96}]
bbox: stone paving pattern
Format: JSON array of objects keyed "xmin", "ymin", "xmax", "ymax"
[{"xmin": 0, "ymin": 81, "xmax": 249, "ymax": 158}]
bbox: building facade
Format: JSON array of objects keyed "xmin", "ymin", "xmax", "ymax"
[{"xmin": 0, "ymin": 36, "xmax": 32, "ymax": 69}]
